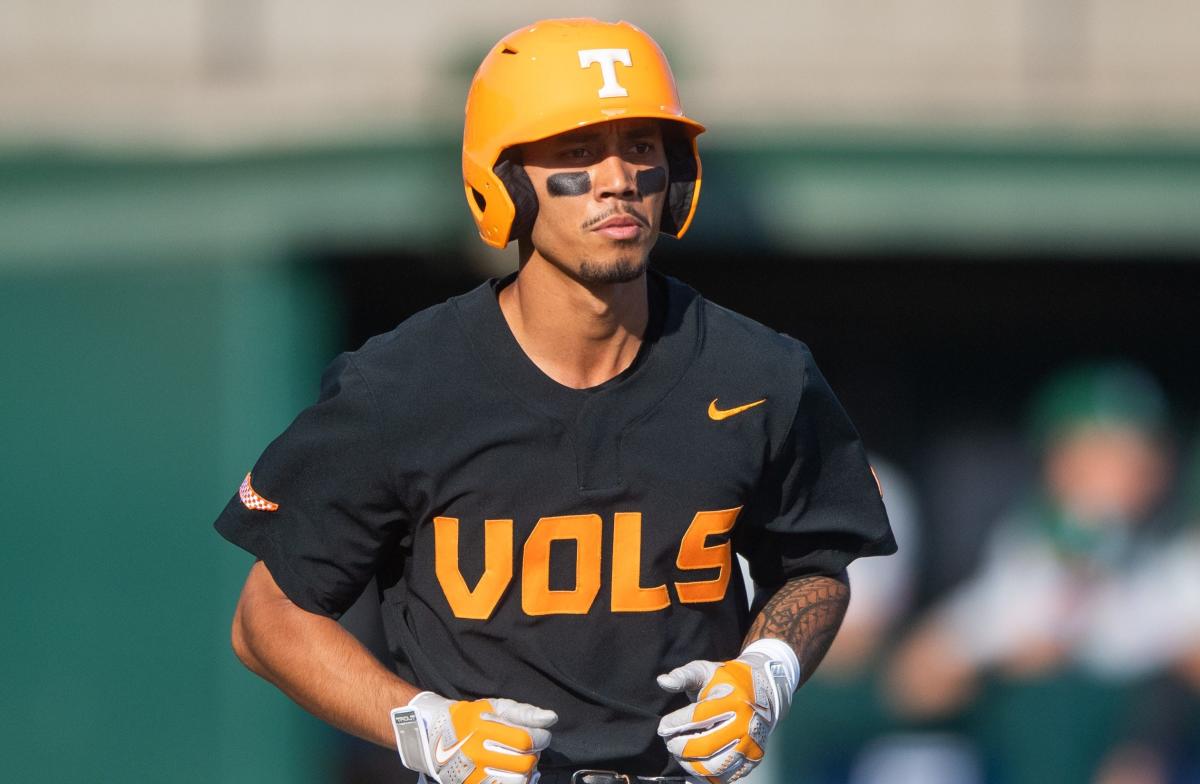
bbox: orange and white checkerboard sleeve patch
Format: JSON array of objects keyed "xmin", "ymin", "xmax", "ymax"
[{"xmin": 239, "ymin": 472, "xmax": 279, "ymax": 512}]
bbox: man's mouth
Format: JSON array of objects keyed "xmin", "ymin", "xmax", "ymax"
[{"xmin": 592, "ymin": 214, "xmax": 645, "ymax": 240}]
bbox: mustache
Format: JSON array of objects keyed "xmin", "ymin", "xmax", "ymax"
[{"xmin": 581, "ymin": 207, "xmax": 651, "ymax": 231}]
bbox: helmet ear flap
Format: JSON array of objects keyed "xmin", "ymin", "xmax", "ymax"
[
  {"xmin": 660, "ymin": 124, "xmax": 699, "ymax": 238},
  {"xmin": 493, "ymin": 149, "xmax": 539, "ymax": 243}
]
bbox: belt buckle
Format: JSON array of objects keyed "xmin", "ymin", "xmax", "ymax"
[{"xmin": 571, "ymin": 771, "xmax": 632, "ymax": 784}]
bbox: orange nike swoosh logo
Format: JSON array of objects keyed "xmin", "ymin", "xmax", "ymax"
[{"xmin": 708, "ymin": 398, "xmax": 767, "ymax": 421}]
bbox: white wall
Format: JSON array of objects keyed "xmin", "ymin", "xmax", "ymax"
[{"xmin": 2, "ymin": 0, "xmax": 1198, "ymax": 148}]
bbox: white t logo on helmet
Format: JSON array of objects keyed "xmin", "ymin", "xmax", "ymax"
[{"xmin": 578, "ymin": 48, "xmax": 632, "ymax": 98}]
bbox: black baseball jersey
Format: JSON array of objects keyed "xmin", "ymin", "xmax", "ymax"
[{"xmin": 215, "ymin": 270, "xmax": 895, "ymax": 774}]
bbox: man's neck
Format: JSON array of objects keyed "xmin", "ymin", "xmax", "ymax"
[{"xmin": 498, "ymin": 253, "xmax": 649, "ymax": 390}]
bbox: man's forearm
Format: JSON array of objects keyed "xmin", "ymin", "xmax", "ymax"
[
  {"xmin": 743, "ymin": 571, "xmax": 850, "ymax": 685},
  {"xmin": 232, "ymin": 561, "xmax": 419, "ymax": 749}
]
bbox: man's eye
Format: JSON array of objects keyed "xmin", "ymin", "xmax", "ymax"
[
  {"xmin": 632, "ymin": 142, "xmax": 655, "ymax": 155},
  {"xmin": 566, "ymin": 147, "xmax": 591, "ymax": 159}
]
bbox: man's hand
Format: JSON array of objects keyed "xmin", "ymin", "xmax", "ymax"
[
  {"xmin": 656, "ymin": 640, "xmax": 798, "ymax": 784},
  {"xmin": 391, "ymin": 691, "xmax": 558, "ymax": 784}
]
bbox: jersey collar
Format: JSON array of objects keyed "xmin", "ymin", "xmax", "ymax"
[{"xmin": 452, "ymin": 269, "xmax": 702, "ymax": 427}]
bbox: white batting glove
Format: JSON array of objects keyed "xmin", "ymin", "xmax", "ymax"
[
  {"xmin": 391, "ymin": 691, "xmax": 558, "ymax": 784},
  {"xmin": 656, "ymin": 639, "xmax": 799, "ymax": 784}
]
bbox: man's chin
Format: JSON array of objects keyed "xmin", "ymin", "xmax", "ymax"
[{"xmin": 576, "ymin": 256, "xmax": 648, "ymax": 285}]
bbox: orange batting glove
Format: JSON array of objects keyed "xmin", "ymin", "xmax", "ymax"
[
  {"xmin": 656, "ymin": 640, "xmax": 799, "ymax": 784},
  {"xmin": 391, "ymin": 691, "xmax": 558, "ymax": 784}
]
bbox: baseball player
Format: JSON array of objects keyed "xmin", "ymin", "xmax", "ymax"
[{"xmin": 216, "ymin": 18, "xmax": 896, "ymax": 784}]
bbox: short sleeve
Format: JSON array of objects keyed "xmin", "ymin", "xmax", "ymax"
[
  {"xmin": 214, "ymin": 352, "xmax": 405, "ymax": 618},
  {"xmin": 737, "ymin": 345, "xmax": 897, "ymax": 585}
]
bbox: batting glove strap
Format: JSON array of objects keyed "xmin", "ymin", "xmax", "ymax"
[
  {"xmin": 391, "ymin": 691, "xmax": 558, "ymax": 784},
  {"xmin": 656, "ymin": 641, "xmax": 799, "ymax": 784},
  {"xmin": 740, "ymin": 638, "xmax": 800, "ymax": 715}
]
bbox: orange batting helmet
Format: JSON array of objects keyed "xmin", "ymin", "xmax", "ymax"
[{"xmin": 462, "ymin": 18, "xmax": 705, "ymax": 248}]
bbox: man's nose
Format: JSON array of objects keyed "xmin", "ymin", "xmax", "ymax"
[{"xmin": 592, "ymin": 154, "xmax": 637, "ymax": 199}]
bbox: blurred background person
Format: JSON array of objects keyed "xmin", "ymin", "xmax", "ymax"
[
  {"xmin": 887, "ymin": 362, "xmax": 1180, "ymax": 784},
  {"xmin": 1091, "ymin": 438, "xmax": 1200, "ymax": 784}
]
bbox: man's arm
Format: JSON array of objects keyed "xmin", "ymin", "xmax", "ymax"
[
  {"xmin": 231, "ymin": 560, "xmax": 419, "ymax": 748},
  {"xmin": 743, "ymin": 570, "xmax": 851, "ymax": 686}
]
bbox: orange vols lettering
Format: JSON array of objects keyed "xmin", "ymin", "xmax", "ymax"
[
  {"xmin": 433, "ymin": 516, "xmax": 513, "ymax": 620},
  {"xmin": 435, "ymin": 508, "xmax": 743, "ymax": 618},
  {"xmin": 674, "ymin": 507, "xmax": 741, "ymax": 604},
  {"xmin": 521, "ymin": 514, "xmax": 603, "ymax": 616},
  {"xmin": 611, "ymin": 512, "xmax": 671, "ymax": 612}
]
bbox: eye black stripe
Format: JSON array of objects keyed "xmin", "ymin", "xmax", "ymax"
[
  {"xmin": 546, "ymin": 172, "xmax": 591, "ymax": 197},
  {"xmin": 636, "ymin": 167, "xmax": 667, "ymax": 195}
]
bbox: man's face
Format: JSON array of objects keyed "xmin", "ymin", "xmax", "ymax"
[
  {"xmin": 1045, "ymin": 424, "xmax": 1170, "ymax": 525},
  {"xmin": 518, "ymin": 119, "xmax": 668, "ymax": 285}
]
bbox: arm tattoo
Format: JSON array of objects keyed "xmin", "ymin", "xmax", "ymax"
[{"xmin": 743, "ymin": 572, "xmax": 850, "ymax": 685}]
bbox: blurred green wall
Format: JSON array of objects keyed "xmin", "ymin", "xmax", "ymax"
[{"xmin": 0, "ymin": 257, "xmax": 338, "ymax": 782}]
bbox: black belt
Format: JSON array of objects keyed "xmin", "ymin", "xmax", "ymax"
[{"xmin": 539, "ymin": 771, "xmax": 688, "ymax": 784}]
